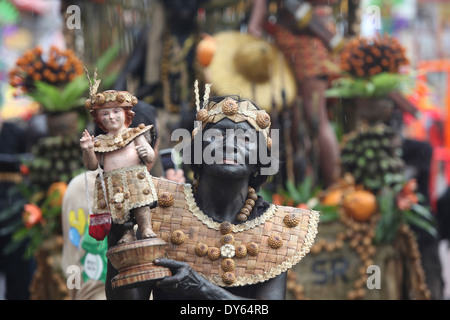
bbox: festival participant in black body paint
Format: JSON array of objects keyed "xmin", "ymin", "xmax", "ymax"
[{"xmin": 105, "ymin": 83, "xmax": 319, "ymax": 300}]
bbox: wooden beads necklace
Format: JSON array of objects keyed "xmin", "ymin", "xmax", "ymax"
[{"xmin": 236, "ymin": 187, "xmax": 258, "ymax": 223}]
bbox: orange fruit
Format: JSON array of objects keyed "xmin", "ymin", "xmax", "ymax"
[
  {"xmin": 47, "ymin": 181, "xmax": 68, "ymax": 207},
  {"xmin": 296, "ymin": 203, "xmax": 308, "ymax": 209},
  {"xmin": 322, "ymin": 189, "xmax": 343, "ymax": 206},
  {"xmin": 196, "ymin": 34, "xmax": 216, "ymax": 67},
  {"xmin": 342, "ymin": 190, "xmax": 376, "ymax": 222}
]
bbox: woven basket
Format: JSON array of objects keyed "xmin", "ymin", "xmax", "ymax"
[{"xmin": 107, "ymin": 238, "xmax": 172, "ymax": 289}]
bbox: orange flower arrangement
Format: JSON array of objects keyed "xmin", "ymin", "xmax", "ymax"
[
  {"xmin": 22, "ymin": 203, "xmax": 44, "ymax": 229},
  {"xmin": 340, "ymin": 34, "xmax": 409, "ymax": 78},
  {"xmin": 395, "ymin": 179, "xmax": 419, "ymax": 211},
  {"xmin": 9, "ymin": 45, "xmax": 83, "ymax": 94}
]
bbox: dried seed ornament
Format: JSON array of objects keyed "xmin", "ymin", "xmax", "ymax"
[
  {"xmin": 195, "ymin": 243, "xmax": 209, "ymax": 256},
  {"xmin": 158, "ymin": 191, "xmax": 174, "ymax": 207},
  {"xmin": 171, "ymin": 230, "xmax": 187, "ymax": 245},
  {"xmin": 284, "ymin": 212, "xmax": 301, "ymax": 228},
  {"xmin": 268, "ymin": 234, "xmax": 283, "ymax": 249}
]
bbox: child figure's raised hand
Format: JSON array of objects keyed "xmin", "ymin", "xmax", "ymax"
[{"xmin": 80, "ymin": 129, "xmax": 95, "ymax": 151}]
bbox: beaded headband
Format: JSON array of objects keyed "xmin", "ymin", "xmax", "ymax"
[
  {"xmin": 84, "ymin": 67, "xmax": 138, "ymax": 111},
  {"xmin": 192, "ymin": 80, "xmax": 272, "ymax": 148}
]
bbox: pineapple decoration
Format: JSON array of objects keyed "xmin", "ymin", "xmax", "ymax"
[
  {"xmin": 340, "ymin": 123, "xmax": 404, "ymax": 193},
  {"xmin": 9, "ymin": 46, "xmax": 83, "ymax": 95},
  {"xmin": 27, "ymin": 135, "xmax": 85, "ymax": 188},
  {"xmin": 340, "ymin": 33, "xmax": 409, "ymax": 78},
  {"xmin": 327, "ymin": 34, "xmax": 411, "ymax": 128}
]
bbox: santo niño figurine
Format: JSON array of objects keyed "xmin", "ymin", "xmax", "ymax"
[{"xmin": 80, "ymin": 69, "xmax": 158, "ymax": 244}]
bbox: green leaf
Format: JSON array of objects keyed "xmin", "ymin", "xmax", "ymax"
[
  {"xmin": 316, "ymin": 205, "xmax": 339, "ymax": 223},
  {"xmin": 95, "ymin": 43, "xmax": 120, "ymax": 73},
  {"xmin": 365, "ymin": 81, "xmax": 375, "ymax": 96},
  {"xmin": 374, "ymin": 187, "xmax": 401, "ymax": 243},
  {"xmin": 371, "ymin": 73, "xmax": 404, "ymax": 96},
  {"xmin": 101, "ymin": 72, "xmax": 119, "ymax": 90},
  {"xmin": 325, "ymin": 72, "xmax": 411, "ymax": 99},
  {"xmin": 27, "ymin": 81, "xmax": 61, "ymax": 112},
  {"xmin": 410, "ymin": 203, "xmax": 434, "ymax": 221},
  {"xmin": 286, "ymin": 180, "xmax": 303, "ymax": 204},
  {"xmin": 299, "ymin": 176, "xmax": 312, "ymax": 199},
  {"xmin": 25, "ymin": 44, "xmax": 119, "ymax": 113},
  {"xmin": 403, "ymin": 210, "xmax": 437, "ymax": 238},
  {"xmin": 11, "ymin": 226, "xmax": 29, "ymax": 242},
  {"xmin": 60, "ymin": 76, "xmax": 89, "ymax": 108}
]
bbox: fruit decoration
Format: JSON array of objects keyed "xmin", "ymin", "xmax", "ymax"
[
  {"xmin": 47, "ymin": 181, "xmax": 68, "ymax": 207},
  {"xmin": 247, "ymin": 242, "xmax": 259, "ymax": 256},
  {"xmin": 26, "ymin": 134, "xmax": 84, "ymax": 188},
  {"xmin": 326, "ymin": 34, "xmax": 411, "ymax": 99},
  {"xmin": 283, "ymin": 212, "xmax": 301, "ymax": 228},
  {"xmin": 321, "ymin": 188, "xmax": 343, "ymax": 206},
  {"xmin": 268, "ymin": 234, "xmax": 283, "ymax": 249},
  {"xmin": 342, "ymin": 189, "xmax": 377, "ymax": 222},
  {"xmin": 395, "ymin": 179, "xmax": 419, "ymax": 211},
  {"xmin": 8, "ymin": 44, "xmax": 119, "ymax": 115},
  {"xmin": 287, "ymin": 209, "xmax": 431, "ymax": 300},
  {"xmin": 9, "ymin": 46, "xmax": 83, "ymax": 94},
  {"xmin": 195, "ymin": 243, "xmax": 209, "ymax": 257},
  {"xmin": 5, "ymin": 181, "xmax": 67, "ymax": 258},
  {"xmin": 340, "ymin": 122, "xmax": 404, "ymax": 192},
  {"xmin": 341, "ymin": 34, "xmax": 408, "ymax": 78},
  {"xmin": 196, "ymin": 33, "xmax": 216, "ymax": 67}
]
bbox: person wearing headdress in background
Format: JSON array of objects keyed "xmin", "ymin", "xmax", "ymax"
[
  {"xmin": 114, "ymin": 0, "xmax": 207, "ymax": 150},
  {"xmin": 248, "ymin": 0, "xmax": 342, "ymax": 187}
]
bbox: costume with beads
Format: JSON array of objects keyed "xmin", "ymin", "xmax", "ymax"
[{"xmin": 150, "ymin": 177, "xmax": 319, "ymax": 287}]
